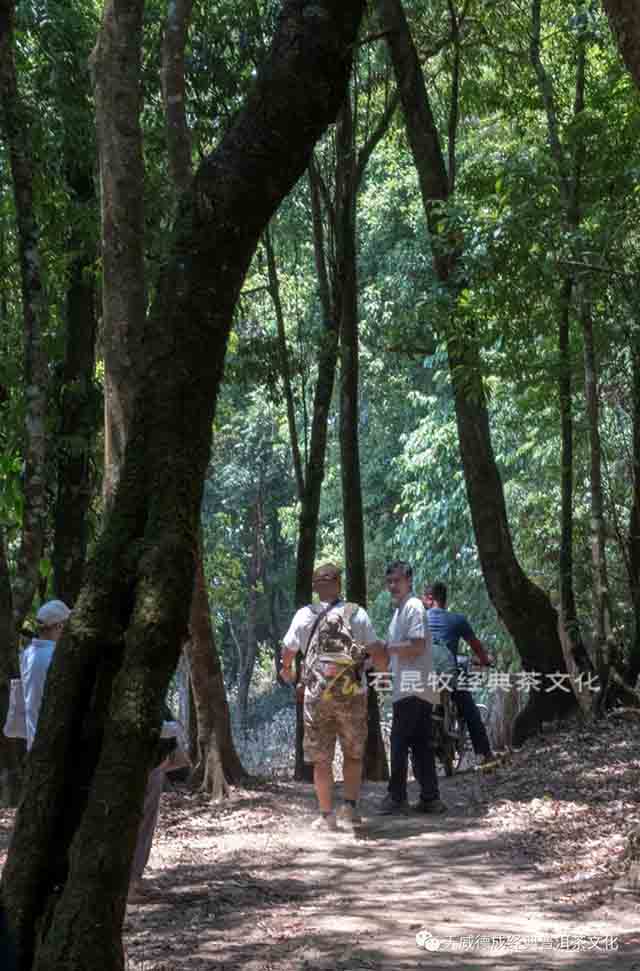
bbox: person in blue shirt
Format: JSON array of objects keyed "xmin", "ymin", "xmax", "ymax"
[{"xmin": 423, "ymin": 582, "xmax": 495, "ymax": 766}]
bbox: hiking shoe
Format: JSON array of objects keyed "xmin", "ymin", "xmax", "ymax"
[
  {"xmin": 311, "ymin": 812, "xmax": 338, "ymax": 832},
  {"xmin": 337, "ymin": 803, "xmax": 363, "ymax": 829},
  {"xmin": 376, "ymin": 794, "xmax": 409, "ymax": 816},
  {"xmin": 412, "ymin": 797, "xmax": 448, "ymax": 815}
]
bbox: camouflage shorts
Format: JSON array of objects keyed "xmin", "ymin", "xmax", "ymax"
[{"xmin": 303, "ymin": 690, "xmax": 368, "ymax": 764}]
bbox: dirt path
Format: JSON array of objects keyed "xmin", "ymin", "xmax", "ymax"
[
  {"xmin": 2, "ymin": 715, "xmax": 639, "ymax": 969},
  {"xmin": 123, "ymin": 758, "xmax": 640, "ymax": 970}
]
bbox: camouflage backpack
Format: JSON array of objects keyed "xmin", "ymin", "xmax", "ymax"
[{"xmin": 302, "ymin": 602, "xmax": 369, "ymax": 702}]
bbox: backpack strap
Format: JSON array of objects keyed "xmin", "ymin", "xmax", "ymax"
[
  {"xmin": 342, "ymin": 602, "xmax": 358, "ymax": 627},
  {"xmin": 303, "ymin": 602, "xmax": 335, "ymax": 656}
]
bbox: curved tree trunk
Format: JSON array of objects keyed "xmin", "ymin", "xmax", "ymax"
[
  {"xmin": 377, "ymin": 0, "xmax": 575, "ymax": 744},
  {"xmin": 1, "ymin": 3, "xmax": 365, "ymax": 968}
]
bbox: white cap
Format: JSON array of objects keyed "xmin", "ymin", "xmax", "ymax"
[{"xmin": 36, "ymin": 600, "xmax": 71, "ymax": 626}]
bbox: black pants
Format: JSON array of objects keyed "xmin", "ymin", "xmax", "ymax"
[
  {"xmin": 452, "ymin": 689, "xmax": 492, "ymax": 757},
  {"xmin": 389, "ymin": 696, "xmax": 439, "ymax": 804}
]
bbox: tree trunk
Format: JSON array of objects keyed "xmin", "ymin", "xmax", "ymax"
[
  {"xmin": 602, "ymin": 0, "xmax": 640, "ymax": 90},
  {"xmin": 264, "ymin": 226, "xmax": 305, "ymax": 501},
  {"xmin": 295, "ymin": 160, "xmax": 341, "ymax": 610},
  {"xmin": 628, "ymin": 339, "xmax": 640, "ymax": 684},
  {"xmin": 186, "ymin": 548, "xmax": 245, "ymax": 799},
  {"xmin": 0, "ymin": 0, "xmax": 48, "ymax": 629},
  {"xmin": 92, "ymin": 0, "xmax": 146, "ymax": 505},
  {"xmin": 294, "ymin": 161, "xmax": 342, "ymax": 781},
  {"xmin": 238, "ymin": 496, "xmax": 264, "ymax": 732},
  {"xmin": 557, "ymin": 277, "xmax": 593, "ymax": 711},
  {"xmin": 377, "ymin": 0, "xmax": 574, "ymax": 744},
  {"xmin": 335, "ymin": 99, "xmax": 367, "ymax": 607},
  {"xmin": 159, "ymin": 0, "xmax": 243, "ymax": 792},
  {"xmin": 160, "ymin": 0, "xmax": 193, "ymax": 198},
  {"xmin": 53, "ymin": 168, "xmax": 100, "ymax": 605},
  {"xmin": 581, "ymin": 303, "xmax": 614, "ymax": 703},
  {"xmin": 1, "ymin": 3, "xmax": 365, "ymax": 967}
]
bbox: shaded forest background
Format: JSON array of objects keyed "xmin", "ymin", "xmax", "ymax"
[{"xmin": 1, "ymin": 0, "xmax": 640, "ymax": 966}]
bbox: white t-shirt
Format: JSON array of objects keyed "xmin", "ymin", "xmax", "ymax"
[
  {"xmin": 387, "ymin": 595, "xmax": 436, "ymax": 704},
  {"xmin": 19, "ymin": 639, "xmax": 55, "ymax": 750},
  {"xmin": 283, "ymin": 600, "xmax": 378, "ymax": 656}
]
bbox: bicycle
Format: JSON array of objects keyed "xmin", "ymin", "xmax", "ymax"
[{"xmin": 432, "ymin": 657, "xmax": 489, "ymax": 775}]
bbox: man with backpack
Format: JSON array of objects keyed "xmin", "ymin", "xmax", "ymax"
[{"xmin": 281, "ymin": 563, "xmax": 381, "ymax": 832}]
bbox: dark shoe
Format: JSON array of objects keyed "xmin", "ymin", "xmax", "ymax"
[
  {"xmin": 377, "ymin": 793, "xmax": 409, "ymax": 816},
  {"xmin": 413, "ymin": 797, "xmax": 448, "ymax": 815}
]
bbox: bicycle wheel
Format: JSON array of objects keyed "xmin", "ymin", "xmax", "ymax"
[
  {"xmin": 454, "ymin": 720, "xmax": 470, "ymax": 772},
  {"xmin": 441, "ymin": 692, "xmax": 458, "ymax": 776}
]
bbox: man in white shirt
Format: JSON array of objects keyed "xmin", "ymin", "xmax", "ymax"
[
  {"xmin": 281, "ymin": 563, "xmax": 381, "ymax": 831},
  {"xmin": 20, "ymin": 599, "xmax": 71, "ymax": 749},
  {"xmin": 369, "ymin": 561, "xmax": 447, "ymax": 816}
]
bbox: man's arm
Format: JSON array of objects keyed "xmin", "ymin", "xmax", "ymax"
[
  {"xmin": 459, "ymin": 617, "xmax": 492, "ymax": 666},
  {"xmin": 280, "ymin": 646, "xmax": 298, "ymax": 683},
  {"xmin": 385, "ymin": 637, "xmax": 424, "ymax": 660}
]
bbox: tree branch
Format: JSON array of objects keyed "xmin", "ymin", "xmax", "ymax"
[{"xmin": 529, "ymin": 0, "xmax": 571, "ymax": 208}]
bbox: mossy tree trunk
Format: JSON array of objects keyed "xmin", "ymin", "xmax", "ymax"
[{"xmin": 1, "ymin": 2, "xmax": 365, "ymax": 968}]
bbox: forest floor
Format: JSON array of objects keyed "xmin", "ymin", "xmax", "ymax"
[{"xmin": 2, "ymin": 712, "xmax": 640, "ymax": 969}]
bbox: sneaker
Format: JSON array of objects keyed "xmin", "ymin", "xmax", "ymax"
[
  {"xmin": 377, "ymin": 794, "xmax": 409, "ymax": 816},
  {"xmin": 412, "ymin": 797, "xmax": 448, "ymax": 815},
  {"xmin": 337, "ymin": 803, "xmax": 363, "ymax": 828},
  {"xmin": 311, "ymin": 812, "xmax": 338, "ymax": 832}
]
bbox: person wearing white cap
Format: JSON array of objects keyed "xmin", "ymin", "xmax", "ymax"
[{"xmin": 20, "ymin": 600, "xmax": 71, "ymax": 750}]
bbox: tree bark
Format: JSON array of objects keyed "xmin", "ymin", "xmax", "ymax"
[
  {"xmin": 2, "ymin": 2, "xmax": 365, "ymax": 968},
  {"xmin": 160, "ymin": 0, "xmax": 193, "ymax": 197},
  {"xmin": 159, "ymin": 0, "xmax": 243, "ymax": 794},
  {"xmin": 602, "ymin": 0, "xmax": 640, "ymax": 90},
  {"xmin": 581, "ymin": 303, "xmax": 614, "ymax": 702},
  {"xmin": 628, "ymin": 339, "xmax": 640, "ymax": 683},
  {"xmin": 238, "ymin": 494, "xmax": 264, "ymax": 731},
  {"xmin": 53, "ymin": 166, "xmax": 100, "ymax": 605},
  {"xmin": 377, "ymin": 0, "xmax": 574, "ymax": 744},
  {"xmin": 295, "ymin": 160, "xmax": 342, "ymax": 611},
  {"xmin": 186, "ymin": 548, "xmax": 245, "ymax": 799},
  {"xmin": 336, "ymin": 97, "xmax": 367, "ymax": 607},
  {"xmin": 92, "ymin": 0, "xmax": 147, "ymax": 505},
  {"xmin": 0, "ymin": 0, "xmax": 49, "ymax": 629},
  {"xmin": 264, "ymin": 226, "xmax": 305, "ymax": 500}
]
